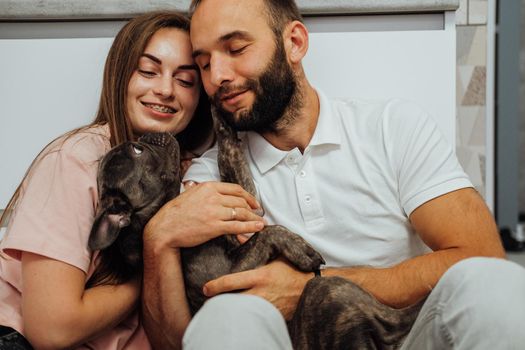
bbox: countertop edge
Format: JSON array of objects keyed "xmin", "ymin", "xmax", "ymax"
[{"xmin": 0, "ymin": 1, "xmax": 460, "ymax": 21}]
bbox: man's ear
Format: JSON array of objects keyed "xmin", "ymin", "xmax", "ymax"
[{"xmin": 283, "ymin": 20, "xmax": 309, "ymax": 64}]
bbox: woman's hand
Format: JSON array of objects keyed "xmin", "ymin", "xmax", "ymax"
[{"xmin": 143, "ymin": 181, "xmax": 265, "ymax": 250}]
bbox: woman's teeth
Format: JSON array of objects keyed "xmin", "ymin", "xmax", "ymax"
[{"xmin": 145, "ymin": 103, "xmax": 176, "ymax": 113}]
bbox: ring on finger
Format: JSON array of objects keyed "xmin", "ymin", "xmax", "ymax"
[{"xmin": 231, "ymin": 208, "xmax": 237, "ymax": 220}]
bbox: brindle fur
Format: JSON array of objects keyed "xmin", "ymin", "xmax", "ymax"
[{"xmin": 90, "ymin": 110, "xmax": 423, "ymax": 349}]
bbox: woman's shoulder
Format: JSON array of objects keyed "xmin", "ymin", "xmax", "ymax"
[{"xmin": 45, "ymin": 124, "xmax": 111, "ymax": 165}]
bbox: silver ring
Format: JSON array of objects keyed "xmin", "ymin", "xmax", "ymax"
[{"xmin": 231, "ymin": 208, "xmax": 237, "ymax": 220}]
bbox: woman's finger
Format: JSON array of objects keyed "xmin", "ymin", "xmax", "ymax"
[{"xmin": 202, "ymin": 182, "xmax": 261, "ymax": 209}]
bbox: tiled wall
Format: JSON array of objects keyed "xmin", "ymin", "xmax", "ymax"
[{"xmin": 455, "ymin": 0, "xmax": 488, "ymax": 197}]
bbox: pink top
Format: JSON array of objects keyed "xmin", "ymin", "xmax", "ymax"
[{"xmin": 0, "ymin": 124, "xmax": 151, "ymax": 349}]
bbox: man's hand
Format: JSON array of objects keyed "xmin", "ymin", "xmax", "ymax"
[{"xmin": 202, "ymin": 259, "xmax": 313, "ymax": 320}]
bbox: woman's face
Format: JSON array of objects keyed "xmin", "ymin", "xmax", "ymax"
[{"xmin": 127, "ymin": 28, "xmax": 201, "ymax": 136}]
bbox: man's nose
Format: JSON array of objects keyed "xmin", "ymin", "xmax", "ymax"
[{"xmin": 209, "ymin": 55, "xmax": 234, "ymax": 88}]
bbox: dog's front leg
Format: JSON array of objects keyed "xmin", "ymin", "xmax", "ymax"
[{"xmin": 229, "ymin": 225, "xmax": 325, "ymax": 273}]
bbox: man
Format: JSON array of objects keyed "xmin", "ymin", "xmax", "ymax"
[{"xmin": 142, "ymin": 0, "xmax": 525, "ymax": 349}]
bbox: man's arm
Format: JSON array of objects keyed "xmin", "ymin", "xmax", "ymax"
[
  {"xmin": 323, "ymin": 187, "xmax": 505, "ymax": 307},
  {"xmin": 203, "ymin": 187, "xmax": 506, "ymax": 317}
]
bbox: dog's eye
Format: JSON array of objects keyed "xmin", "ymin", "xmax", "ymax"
[{"xmin": 132, "ymin": 145, "xmax": 143, "ymax": 155}]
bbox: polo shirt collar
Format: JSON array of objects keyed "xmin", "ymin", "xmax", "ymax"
[
  {"xmin": 309, "ymin": 89, "xmax": 341, "ymax": 147},
  {"xmin": 246, "ymin": 89, "xmax": 341, "ymax": 174}
]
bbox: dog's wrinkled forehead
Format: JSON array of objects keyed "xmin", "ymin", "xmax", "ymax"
[{"xmin": 98, "ymin": 132, "xmax": 180, "ymax": 192}]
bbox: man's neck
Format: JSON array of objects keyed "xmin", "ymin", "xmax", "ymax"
[{"xmin": 260, "ymin": 82, "xmax": 319, "ymax": 153}]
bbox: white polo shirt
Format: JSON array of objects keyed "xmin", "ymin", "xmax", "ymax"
[{"xmin": 184, "ymin": 90, "xmax": 472, "ymax": 268}]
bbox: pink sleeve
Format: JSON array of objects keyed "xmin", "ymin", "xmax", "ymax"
[{"xmin": 1, "ymin": 138, "xmax": 102, "ymax": 274}]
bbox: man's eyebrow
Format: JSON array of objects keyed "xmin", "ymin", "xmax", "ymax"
[
  {"xmin": 192, "ymin": 30, "xmax": 254, "ymax": 59},
  {"xmin": 140, "ymin": 54, "xmax": 198, "ymax": 71},
  {"xmin": 219, "ymin": 30, "xmax": 253, "ymax": 42}
]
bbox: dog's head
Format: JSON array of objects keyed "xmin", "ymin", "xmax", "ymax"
[{"xmin": 89, "ymin": 132, "xmax": 181, "ymax": 252}]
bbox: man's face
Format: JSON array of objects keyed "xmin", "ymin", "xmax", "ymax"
[
  {"xmin": 213, "ymin": 36, "xmax": 296, "ymax": 132},
  {"xmin": 191, "ymin": 0, "xmax": 297, "ymax": 132}
]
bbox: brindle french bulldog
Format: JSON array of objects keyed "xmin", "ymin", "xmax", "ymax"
[{"xmin": 89, "ymin": 110, "xmax": 423, "ymax": 349}]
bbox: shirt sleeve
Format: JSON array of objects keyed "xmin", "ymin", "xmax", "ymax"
[
  {"xmin": 383, "ymin": 100, "xmax": 473, "ymax": 216},
  {"xmin": 183, "ymin": 144, "xmax": 221, "ymax": 184},
  {"xmin": 1, "ymin": 142, "xmax": 99, "ymax": 273}
]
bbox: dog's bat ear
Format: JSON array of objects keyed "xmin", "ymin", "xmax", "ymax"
[{"xmin": 88, "ymin": 210, "xmax": 131, "ymax": 251}]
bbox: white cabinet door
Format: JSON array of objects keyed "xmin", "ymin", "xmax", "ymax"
[
  {"xmin": 0, "ymin": 12, "xmax": 456, "ymax": 209},
  {"xmin": 303, "ymin": 13, "xmax": 456, "ymax": 146},
  {"xmin": 0, "ymin": 37, "xmax": 113, "ymax": 208}
]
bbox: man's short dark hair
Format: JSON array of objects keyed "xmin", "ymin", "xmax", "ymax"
[{"xmin": 189, "ymin": 0, "xmax": 303, "ymax": 36}]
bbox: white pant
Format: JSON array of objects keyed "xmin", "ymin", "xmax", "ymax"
[{"xmin": 182, "ymin": 257, "xmax": 525, "ymax": 349}]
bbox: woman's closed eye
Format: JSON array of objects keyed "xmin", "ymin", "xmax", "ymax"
[
  {"xmin": 175, "ymin": 73, "xmax": 196, "ymax": 87},
  {"xmin": 177, "ymin": 79, "xmax": 194, "ymax": 87},
  {"xmin": 138, "ymin": 69, "xmax": 157, "ymax": 77}
]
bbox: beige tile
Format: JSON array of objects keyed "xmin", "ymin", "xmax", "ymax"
[
  {"xmin": 469, "ymin": 106, "xmax": 486, "ymax": 146},
  {"xmin": 468, "ymin": 0, "xmax": 488, "ymax": 25},
  {"xmin": 478, "ymin": 153, "xmax": 486, "ymax": 191},
  {"xmin": 457, "ymin": 65, "xmax": 475, "ymax": 105},
  {"xmin": 457, "ymin": 106, "xmax": 478, "ymax": 145},
  {"xmin": 456, "ymin": 0, "xmax": 468, "ymax": 25},
  {"xmin": 462, "ymin": 66, "xmax": 486, "ymax": 105},
  {"xmin": 456, "ymin": 146, "xmax": 483, "ymax": 187},
  {"xmin": 467, "ymin": 26, "xmax": 487, "ymax": 65},
  {"xmin": 457, "ymin": 26, "xmax": 476, "ymax": 64}
]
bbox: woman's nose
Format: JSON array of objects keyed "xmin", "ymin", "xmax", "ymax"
[{"xmin": 153, "ymin": 76, "xmax": 174, "ymax": 98}]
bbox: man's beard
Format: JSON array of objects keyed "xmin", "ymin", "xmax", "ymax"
[{"xmin": 211, "ymin": 37, "xmax": 299, "ymax": 133}]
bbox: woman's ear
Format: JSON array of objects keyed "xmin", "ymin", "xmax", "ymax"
[{"xmin": 283, "ymin": 20, "xmax": 309, "ymax": 64}]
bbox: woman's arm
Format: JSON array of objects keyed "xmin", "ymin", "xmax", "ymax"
[
  {"xmin": 141, "ymin": 182, "xmax": 265, "ymax": 349},
  {"xmin": 21, "ymin": 252, "xmax": 140, "ymax": 350},
  {"xmin": 142, "ymin": 240, "xmax": 190, "ymax": 350}
]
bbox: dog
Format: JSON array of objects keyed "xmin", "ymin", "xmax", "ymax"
[{"xmin": 89, "ymin": 111, "xmax": 423, "ymax": 349}]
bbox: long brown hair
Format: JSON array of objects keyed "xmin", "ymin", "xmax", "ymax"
[
  {"xmin": 94, "ymin": 11, "xmax": 212, "ymax": 149},
  {"xmin": 0, "ymin": 11, "xmax": 212, "ymax": 285}
]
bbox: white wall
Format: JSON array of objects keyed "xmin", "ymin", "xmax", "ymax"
[
  {"xmin": 0, "ymin": 13, "xmax": 456, "ymax": 210},
  {"xmin": 0, "ymin": 37, "xmax": 113, "ymax": 208}
]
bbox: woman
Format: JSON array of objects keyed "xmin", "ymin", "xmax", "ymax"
[{"xmin": 0, "ymin": 11, "xmax": 213, "ymax": 349}]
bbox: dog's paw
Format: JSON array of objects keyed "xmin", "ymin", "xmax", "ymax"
[
  {"xmin": 288, "ymin": 240, "xmax": 325, "ymax": 272},
  {"xmin": 262, "ymin": 225, "xmax": 326, "ymax": 272}
]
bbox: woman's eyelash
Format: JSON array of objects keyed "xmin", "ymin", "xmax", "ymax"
[
  {"xmin": 178, "ymin": 79, "xmax": 194, "ymax": 87},
  {"xmin": 138, "ymin": 69, "xmax": 155, "ymax": 76}
]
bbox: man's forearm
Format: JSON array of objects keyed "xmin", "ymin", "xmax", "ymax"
[
  {"xmin": 142, "ymin": 245, "xmax": 191, "ymax": 350},
  {"xmin": 322, "ymin": 247, "xmax": 502, "ymax": 308}
]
